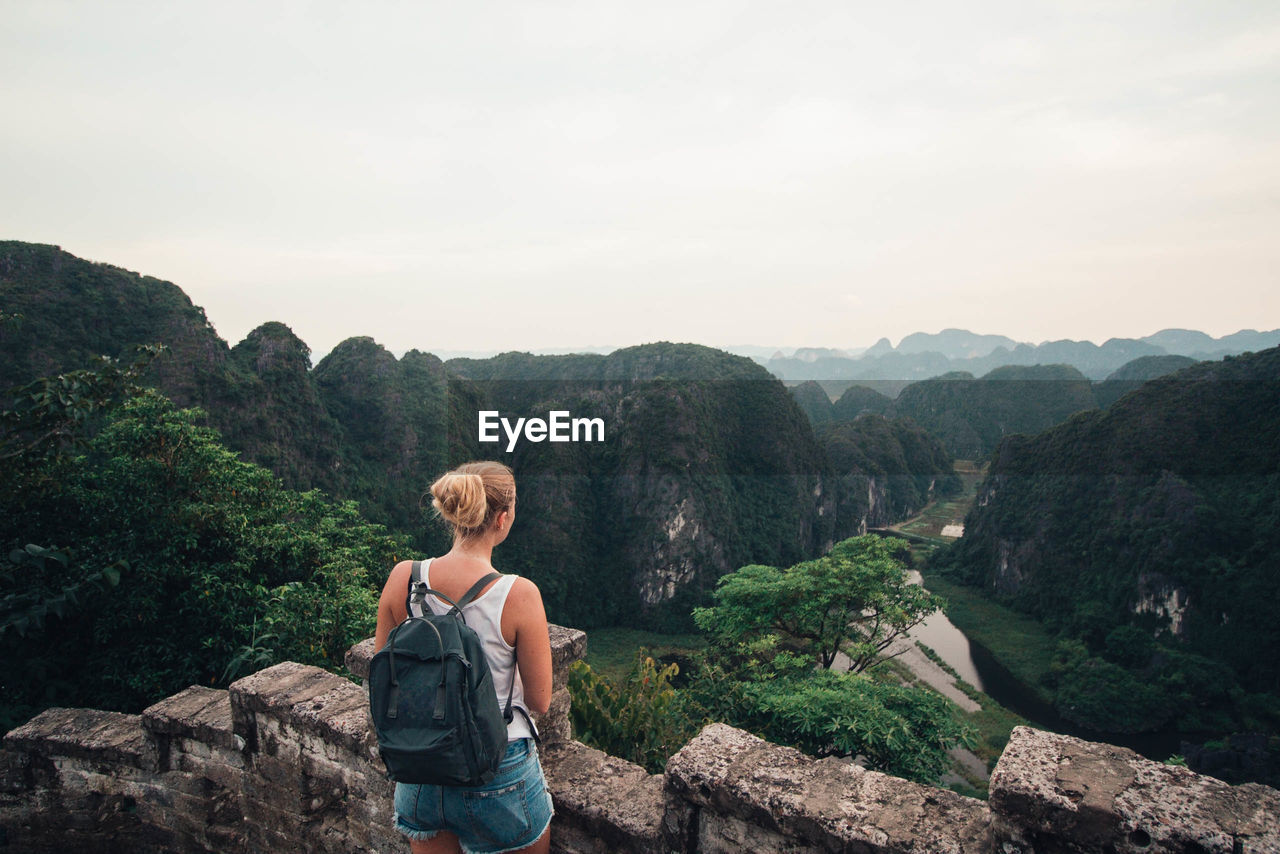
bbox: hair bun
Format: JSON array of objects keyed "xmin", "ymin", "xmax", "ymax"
[
  {"xmin": 426, "ymin": 461, "xmax": 516, "ymax": 539},
  {"xmin": 430, "ymin": 473, "xmax": 487, "ymax": 530}
]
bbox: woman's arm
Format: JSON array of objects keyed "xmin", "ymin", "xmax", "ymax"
[
  {"xmin": 507, "ymin": 576, "xmax": 552, "ymax": 716},
  {"xmin": 374, "ymin": 560, "xmax": 414, "ymax": 653}
]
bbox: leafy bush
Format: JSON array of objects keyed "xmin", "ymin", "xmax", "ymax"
[
  {"xmin": 681, "ymin": 645, "xmax": 974, "ymax": 783},
  {"xmin": 568, "ymin": 653, "xmax": 701, "ymax": 773}
]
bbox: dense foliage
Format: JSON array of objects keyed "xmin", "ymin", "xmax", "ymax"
[
  {"xmin": 1092, "ymin": 354, "xmax": 1198, "ymax": 408},
  {"xmin": 685, "ymin": 536, "xmax": 971, "ymax": 781},
  {"xmin": 933, "ymin": 348, "xmax": 1280, "ymax": 742},
  {"xmin": 682, "ymin": 651, "xmax": 972, "ymax": 782},
  {"xmin": 568, "ymin": 536, "xmax": 973, "ymax": 782},
  {"xmin": 0, "ymin": 242, "xmax": 227, "ymax": 401},
  {"xmin": 568, "ymin": 654, "xmax": 700, "ymax": 773},
  {"xmin": 0, "ymin": 361, "xmax": 404, "ymax": 730}
]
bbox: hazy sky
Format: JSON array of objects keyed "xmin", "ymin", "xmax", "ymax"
[{"xmin": 3, "ymin": 1, "xmax": 1278, "ymax": 358}]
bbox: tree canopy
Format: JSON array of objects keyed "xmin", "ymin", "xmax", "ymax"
[
  {"xmin": 679, "ymin": 536, "xmax": 970, "ymax": 782},
  {"xmin": 694, "ymin": 535, "xmax": 942, "ymax": 672}
]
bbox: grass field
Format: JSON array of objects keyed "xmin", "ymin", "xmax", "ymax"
[{"xmin": 582, "ymin": 626, "xmax": 706, "ymax": 683}]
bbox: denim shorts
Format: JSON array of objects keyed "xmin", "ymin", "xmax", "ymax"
[{"xmin": 393, "ymin": 738, "xmax": 553, "ymax": 854}]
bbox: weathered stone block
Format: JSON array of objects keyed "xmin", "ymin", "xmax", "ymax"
[
  {"xmin": 289, "ymin": 678, "xmax": 377, "ymax": 757},
  {"xmin": 4, "ymin": 708, "xmax": 156, "ymax": 772},
  {"xmin": 344, "ymin": 636, "xmax": 377, "ymax": 682},
  {"xmin": 695, "ymin": 810, "xmax": 823, "ymax": 854},
  {"xmin": 542, "ymin": 739, "xmax": 667, "ymax": 854},
  {"xmin": 344, "ymin": 623, "xmax": 587, "ymax": 690},
  {"xmin": 665, "ymin": 723, "xmax": 991, "ymax": 854},
  {"xmin": 535, "ymin": 687, "xmax": 573, "ymax": 747},
  {"xmin": 549, "ymin": 624, "xmax": 588, "ymax": 690},
  {"xmin": 169, "ymin": 741, "xmax": 248, "ymax": 792},
  {"xmin": 142, "ymin": 685, "xmax": 242, "ymax": 756},
  {"xmin": 990, "ymin": 726, "xmax": 1280, "ymax": 854}
]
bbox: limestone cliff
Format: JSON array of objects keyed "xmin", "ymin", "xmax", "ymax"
[{"xmin": 448, "ymin": 343, "xmax": 836, "ymax": 629}]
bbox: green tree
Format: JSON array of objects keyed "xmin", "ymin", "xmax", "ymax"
[
  {"xmin": 693, "ymin": 535, "xmax": 942, "ymax": 672},
  {"xmin": 0, "ymin": 344, "xmax": 161, "ymax": 466},
  {"xmin": 685, "ymin": 537, "xmax": 972, "ymax": 782}
]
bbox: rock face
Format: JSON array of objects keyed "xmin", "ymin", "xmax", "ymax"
[
  {"xmin": 990, "ymin": 727, "xmax": 1280, "ymax": 853},
  {"xmin": 817, "ymin": 413, "xmax": 960, "ymax": 533},
  {"xmin": 447, "ymin": 343, "xmax": 836, "ymax": 629},
  {"xmin": 4, "ymin": 630, "xmax": 1276, "ymax": 854}
]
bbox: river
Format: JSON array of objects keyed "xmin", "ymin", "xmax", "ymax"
[{"xmin": 906, "ymin": 569, "xmax": 1182, "ymax": 760}]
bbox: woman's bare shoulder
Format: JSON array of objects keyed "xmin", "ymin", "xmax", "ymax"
[
  {"xmin": 507, "ymin": 574, "xmax": 542, "ymax": 599},
  {"xmin": 505, "ymin": 574, "xmax": 546, "ymax": 617},
  {"xmin": 380, "ymin": 560, "xmax": 415, "ymax": 599}
]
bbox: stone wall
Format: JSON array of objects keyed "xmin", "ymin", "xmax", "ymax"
[{"xmin": 3, "ymin": 625, "xmax": 1277, "ymax": 853}]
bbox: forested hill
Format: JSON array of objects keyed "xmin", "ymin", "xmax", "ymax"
[
  {"xmin": 793, "ymin": 355, "xmax": 1209, "ymax": 459},
  {"xmin": 4, "ymin": 241, "xmax": 947, "ymax": 629},
  {"xmin": 1093, "ymin": 354, "xmax": 1198, "ymax": 408},
  {"xmin": 888, "ymin": 364, "xmax": 1098, "ymax": 459},
  {"xmin": 445, "ymin": 343, "xmax": 847, "ymax": 628},
  {"xmin": 934, "ymin": 347, "xmax": 1280, "ymax": 736},
  {"xmin": 818, "ymin": 415, "xmax": 960, "ymax": 527},
  {"xmin": 0, "ymin": 241, "xmax": 235, "ymax": 411}
]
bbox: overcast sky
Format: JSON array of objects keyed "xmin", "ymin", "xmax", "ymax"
[{"xmin": 3, "ymin": 1, "xmax": 1278, "ymax": 358}]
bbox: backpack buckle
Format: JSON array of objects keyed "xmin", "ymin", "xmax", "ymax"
[{"xmin": 409, "ymin": 581, "xmax": 429, "ymax": 609}]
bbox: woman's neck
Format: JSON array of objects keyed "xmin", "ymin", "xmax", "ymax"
[{"xmin": 448, "ymin": 535, "xmax": 495, "ymax": 565}]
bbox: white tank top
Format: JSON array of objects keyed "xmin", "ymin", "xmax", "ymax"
[{"xmin": 416, "ymin": 559, "xmax": 534, "ymax": 741}]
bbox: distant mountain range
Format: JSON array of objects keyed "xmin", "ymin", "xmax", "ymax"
[
  {"xmin": 411, "ymin": 330, "xmax": 1280, "ymax": 383},
  {"xmin": 755, "ymin": 328, "xmax": 1280, "ymax": 382}
]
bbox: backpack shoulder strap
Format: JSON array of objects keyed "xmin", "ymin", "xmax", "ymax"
[
  {"xmin": 455, "ymin": 572, "xmax": 502, "ymax": 610},
  {"xmin": 404, "ymin": 560, "xmax": 424, "ymax": 617},
  {"xmin": 410, "ymin": 568, "xmax": 502, "ymax": 620}
]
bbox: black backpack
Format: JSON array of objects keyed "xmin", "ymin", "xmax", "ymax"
[{"xmin": 368, "ymin": 564, "xmax": 517, "ymax": 786}]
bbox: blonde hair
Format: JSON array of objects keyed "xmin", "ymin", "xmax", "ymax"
[{"xmin": 428, "ymin": 461, "xmax": 516, "ymax": 539}]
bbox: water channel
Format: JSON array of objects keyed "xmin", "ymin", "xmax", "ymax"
[{"xmin": 907, "ymin": 570, "xmax": 1182, "ymax": 760}]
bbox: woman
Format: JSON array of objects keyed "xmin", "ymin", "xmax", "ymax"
[{"xmin": 375, "ymin": 461, "xmax": 554, "ymax": 854}]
